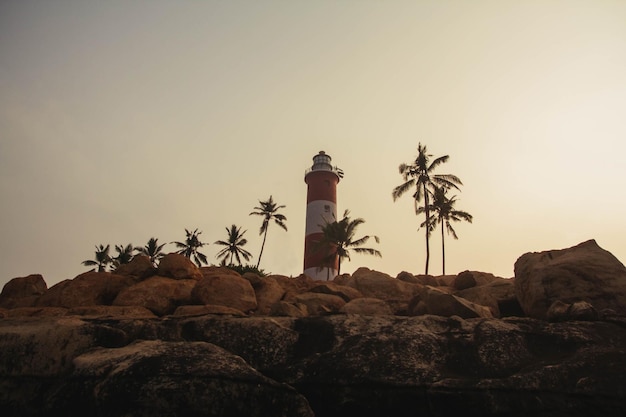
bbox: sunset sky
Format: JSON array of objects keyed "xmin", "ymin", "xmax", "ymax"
[{"xmin": 2, "ymin": 0, "xmax": 625, "ymax": 289}]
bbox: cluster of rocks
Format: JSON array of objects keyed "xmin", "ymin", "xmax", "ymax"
[
  {"xmin": 1, "ymin": 239, "xmax": 626, "ymax": 416},
  {"xmin": 2, "ymin": 240, "xmax": 626, "ymax": 322}
]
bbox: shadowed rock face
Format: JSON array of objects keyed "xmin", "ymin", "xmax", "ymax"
[{"xmin": 2, "ymin": 314, "xmax": 626, "ymax": 417}]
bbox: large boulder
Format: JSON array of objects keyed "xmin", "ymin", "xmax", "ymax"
[
  {"xmin": 273, "ymin": 274, "xmax": 317, "ymax": 302},
  {"xmin": 56, "ymin": 340, "xmax": 314, "ymax": 417},
  {"xmin": 251, "ymin": 277, "xmax": 286, "ymax": 315},
  {"xmin": 340, "ymin": 297, "xmax": 392, "ymax": 315},
  {"xmin": 514, "ymin": 240, "xmax": 626, "ymax": 319},
  {"xmin": 455, "ymin": 277, "xmax": 523, "ymax": 317},
  {"xmin": 157, "ymin": 253, "xmax": 203, "ymax": 280},
  {"xmin": 36, "ymin": 272, "xmax": 135, "ymax": 308},
  {"xmin": 114, "ymin": 255, "xmax": 156, "ymax": 279},
  {"xmin": 191, "ymin": 274, "xmax": 257, "ymax": 313},
  {"xmin": 0, "ymin": 274, "xmax": 48, "ymax": 308},
  {"xmin": 113, "ymin": 276, "xmax": 196, "ymax": 316},
  {"xmin": 308, "ymin": 282, "xmax": 363, "ymax": 302},
  {"xmin": 409, "ymin": 286, "xmax": 494, "ymax": 319},
  {"xmin": 344, "ymin": 267, "xmax": 421, "ymax": 314},
  {"xmin": 294, "ymin": 292, "xmax": 346, "ymax": 315}
]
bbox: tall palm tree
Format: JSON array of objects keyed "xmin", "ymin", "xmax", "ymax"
[
  {"xmin": 249, "ymin": 195, "xmax": 287, "ymax": 268},
  {"xmin": 421, "ymin": 186, "xmax": 473, "ymax": 275},
  {"xmin": 316, "ymin": 210, "xmax": 381, "ymax": 276},
  {"xmin": 82, "ymin": 244, "xmax": 112, "ymax": 272},
  {"xmin": 112, "ymin": 244, "xmax": 134, "ymax": 268},
  {"xmin": 135, "ymin": 237, "xmax": 166, "ymax": 266},
  {"xmin": 172, "ymin": 228, "xmax": 208, "ymax": 267},
  {"xmin": 214, "ymin": 224, "xmax": 253, "ymax": 266},
  {"xmin": 392, "ymin": 143, "xmax": 462, "ymax": 274}
]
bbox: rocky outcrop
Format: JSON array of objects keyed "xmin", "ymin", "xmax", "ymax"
[
  {"xmin": 35, "ymin": 272, "xmax": 135, "ymax": 308},
  {"xmin": 0, "ymin": 274, "xmax": 47, "ymax": 308},
  {"xmin": 113, "ymin": 276, "xmax": 197, "ymax": 316},
  {"xmin": 157, "ymin": 253, "xmax": 203, "ymax": 280},
  {"xmin": 2, "ymin": 314, "xmax": 626, "ymax": 416},
  {"xmin": 514, "ymin": 240, "xmax": 626, "ymax": 319},
  {"xmin": 191, "ymin": 273, "xmax": 257, "ymax": 313}
]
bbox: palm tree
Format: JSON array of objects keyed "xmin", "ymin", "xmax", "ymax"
[
  {"xmin": 172, "ymin": 228, "xmax": 208, "ymax": 267},
  {"xmin": 422, "ymin": 186, "xmax": 473, "ymax": 275},
  {"xmin": 82, "ymin": 244, "xmax": 112, "ymax": 272},
  {"xmin": 392, "ymin": 143, "xmax": 462, "ymax": 274},
  {"xmin": 135, "ymin": 237, "xmax": 166, "ymax": 266},
  {"xmin": 214, "ymin": 224, "xmax": 253, "ymax": 266},
  {"xmin": 249, "ymin": 195, "xmax": 288, "ymax": 268},
  {"xmin": 315, "ymin": 210, "xmax": 381, "ymax": 276},
  {"xmin": 112, "ymin": 244, "xmax": 134, "ymax": 268}
]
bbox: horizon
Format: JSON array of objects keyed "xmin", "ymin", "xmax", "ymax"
[{"xmin": 2, "ymin": 1, "xmax": 625, "ymax": 289}]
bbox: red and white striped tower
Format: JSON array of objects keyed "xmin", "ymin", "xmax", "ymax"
[{"xmin": 303, "ymin": 151, "xmax": 343, "ymax": 280}]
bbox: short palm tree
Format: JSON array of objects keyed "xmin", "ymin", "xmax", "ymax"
[
  {"xmin": 424, "ymin": 186, "xmax": 473, "ymax": 275},
  {"xmin": 112, "ymin": 244, "xmax": 134, "ymax": 268},
  {"xmin": 82, "ymin": 244, "xmax": 112, "ymax": 272},
  {"xmin": 315, "ymin": 210, "xmax": 381, "ymax": 276},
  {"xmin": 135, "ymin": 237, "xmax": 166, "ymax": 266},
  {"xmin": 172, "ymin": 228, "xmax": 208, "ymax": 267},
  {"xmin": 392, "ymin": 143, "xmax": 462, "ymax": 274},
  {"xmin": 249, "ymin": 195, "xmax": 287, "ymax": 268},
  {"xmin": 214, "ymin": 224, "xmax": 253, "ymax": 266}
]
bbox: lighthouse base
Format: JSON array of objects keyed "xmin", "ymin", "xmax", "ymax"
[{"xmin": 304, "ymin": 267, "xmax": 338, "ymax": 281}]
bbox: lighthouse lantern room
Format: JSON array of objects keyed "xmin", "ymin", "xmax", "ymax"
[{"xmin": 303, "ymin": 151, "xmax": 343, "ymax": 280}]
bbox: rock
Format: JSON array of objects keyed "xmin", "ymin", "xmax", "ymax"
[
  {"xmin": 340, "ymin": 298, "xmax": 392, "ymax": 315},
  {"xmin": 5, "ymin": 307, "xmax": 69, "ymax": 317},
  {"xmin": 113, "ymin": 276, "xmax": 196, "ymax": 316},
  {"xmin": 66, "ymin": 306, "xmax": 157, "ymax": 319},
  {"xmin": 173, "ymin": 305, "xmax": 246, "ymax": 317},
  {"xmin": 269, "ymin": 301, "xmax": 308, "ymax": 317},
  {"xmin": 191, "ymin": 274, "xmax": 257, "ymax": 313},
  {"xmin": 547, "ymin": 300, "xmax": 599, "ymax": 322},
  {"xmin": 157, "ymin": 253, "xmax": 203, "ymax": 280},
  {"xmin": 273, "ymin": 274, "xmax": 317, "ymax": 302},
  {"xmin": 2, "ymin": 315, "xmax": 626, "ymax": 416},
  {"xmin": 514, "ymin": 240, "xmax": 626, "ymax": 319},
  {"xmin": 0, "ymin": 274, "xmax": 47, "ymax": 308},
  {"xmin": 309, "ymin": 282, "xmax": 363, "ymax": 302},
  {"xmin": 252, "ymin": 277, "xmax": 286, "ymax": 315},
  {"xmin": 294, "ymin": 292, "xmax": 346, "ymax": 315},
  {"xmin": 436, "ymin": 274, "xmax": 457, "ymax": 287},
  {"xmin": 200, "ymin": 265, "xmax": 242, "ymax": 279},
  {"xmin": 454, "ymin": 270, "xmax": 476, "ymax": 290},
  {"xmin": 35, "ymin": 272, "xmax": 135, "ymax": 308},
  {"xmin": 114, "ymin": 255, "xmax": 156, "ymax": 279},
  {"xmin": 455, "ymin": 277, "xmax": 522, "ymax": 317},
  {"xmin": 59, "ymin": 340, "xmax": 314, "ymax": 417},
  {"xmin": 346, "ymin": 267, "xmax": 421, "ymax": 314},
  {"xmin": 409, "ymin": 286, "xmax": 493, "ymax": 319}
]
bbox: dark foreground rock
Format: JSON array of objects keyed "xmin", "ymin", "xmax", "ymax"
[{"xmin": 2, "ymin": 314, "xmax": 626, "ymax": 417}]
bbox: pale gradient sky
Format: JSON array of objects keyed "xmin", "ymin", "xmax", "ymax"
[{"xmin": 2, "ymin": 0, "xmax": 625, "ymax": 289}]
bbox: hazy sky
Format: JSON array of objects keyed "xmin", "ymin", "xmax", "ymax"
[{"xmin": 2, "ymin": 0, "xmax": 625, "ymax": 289}]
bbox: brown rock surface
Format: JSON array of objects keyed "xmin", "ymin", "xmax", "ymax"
[
  {"xmin": 252, "ymin": 277, "xmax": 286, "ymax": 315},
  {"xmin": 114, "ymin": 255, "xmax": 156, "ymax": 279},
  {"xmin": 340, "ymin": 297, "xmax": 392, "ymax": 315},
  {"xmin": 191, "ymin": 274, "xmax": 257, "ymax": 313},
  {"xmin": 294, "ymin": 292, "xmax": 346, "ymax": 315},
  {"xmin": 514, "ymin": 240, "xmax": 626, "ymax": 319},
  {"xmin": 410, "ymin": 286, "xmax": 494, "ymax": 319},
  {"xmin": 345, "ymin": 267, "xmax": 421, "ymax": 314},
  {"xmin": 0, "ymin": 274, "xmax": 47, "ymax": 308},
  {"xmin": 113, "ymin": 276, "xmax": 196, "ymax": 316},
  {"xmin": 157, "ymin": 253, "xmax": 203, "ymax": 280},
  {"xmin": 35, "ymin": 272, "xmax": 135, "ymax": 308}
]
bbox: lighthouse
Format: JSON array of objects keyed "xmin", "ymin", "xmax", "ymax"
[{"xmin": 303, "ymin": 151, "xmax": 343, "ymax": 280}]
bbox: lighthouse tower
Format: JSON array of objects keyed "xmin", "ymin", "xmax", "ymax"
[{"xmin": 304, "ymin": 151, "xmax": 343, "ymax": 280}]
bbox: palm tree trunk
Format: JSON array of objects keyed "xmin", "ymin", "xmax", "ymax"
[
  {"xmin": 423, "ymin": 183, "xmax": 430, "ymax": 275},
  {"xmin": 441, "ymin": 223, "xmax": 446, "ymax": 275},
  {"xmin": 256, "ymin": 228, "xmax": 268, "ymax": 268}
]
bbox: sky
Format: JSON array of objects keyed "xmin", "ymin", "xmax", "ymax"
[{"xmin": 1, "ymin": 0, "xmax": 625, "ymax": 290}]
